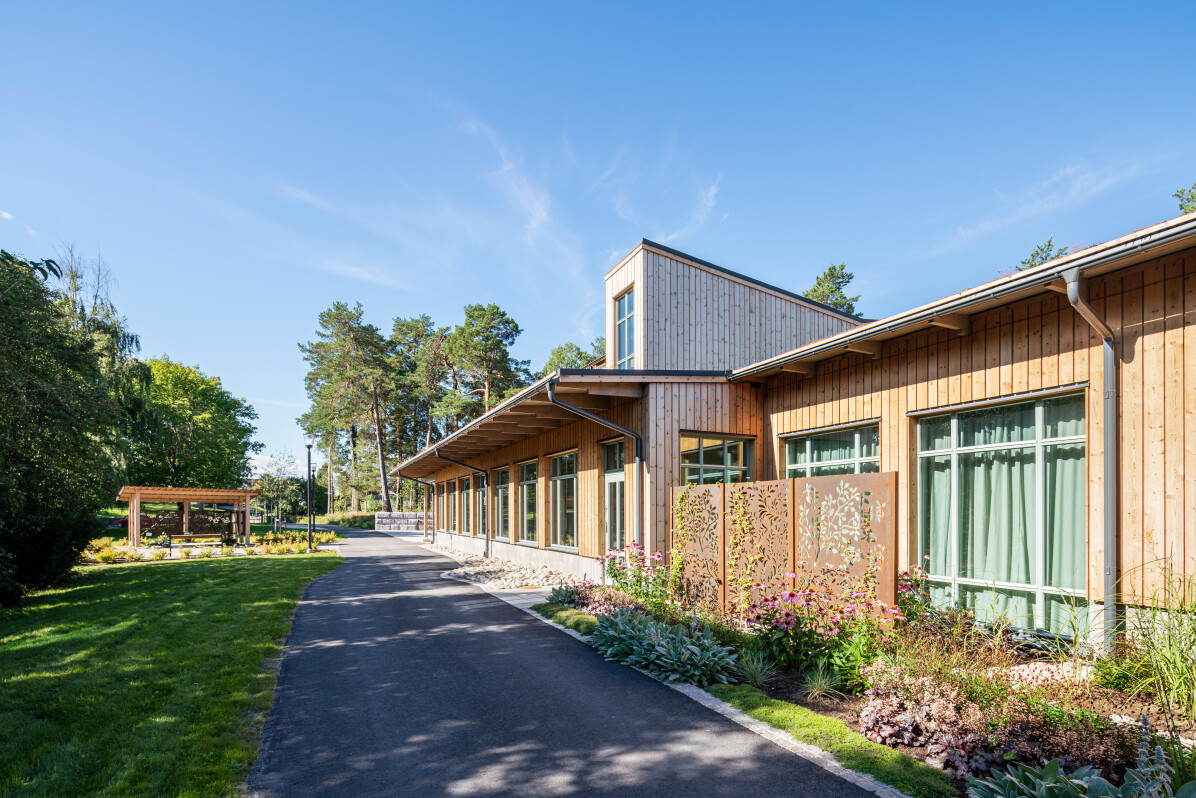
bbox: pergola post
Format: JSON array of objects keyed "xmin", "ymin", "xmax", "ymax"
[
  {"xmin": 422, "ymin": 484, "xmax": 429, "ymax": 542},
  {"xmin": 183, "ymin": 501, "xmax": 190, "ymax": 539},
  {"xmin": 131, "ymin": 490, "xmax": 141, "ymax": 547}
]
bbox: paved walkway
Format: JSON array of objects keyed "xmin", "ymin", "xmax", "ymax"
[{"xmin": 248, "ymin": 530, "xmax": 873, "ymax": 798}]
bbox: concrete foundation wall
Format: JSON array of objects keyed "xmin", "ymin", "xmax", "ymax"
[{"xmin": 431, "ymin": 530, "xmax": 605, "ymax": 583}]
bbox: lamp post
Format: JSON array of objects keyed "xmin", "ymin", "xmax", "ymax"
[{"xmin": 304, "ymin": 433, "xmax": 315, "ymax": 553}]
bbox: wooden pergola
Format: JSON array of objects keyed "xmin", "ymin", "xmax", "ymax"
[{"xmin": 116, "ymin": 486, "xmax": 262, "ymax": 547}]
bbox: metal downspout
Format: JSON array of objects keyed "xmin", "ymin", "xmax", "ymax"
[
  {"xmin": 1062, "ymin": 267, "xmax": 1119, "ymax": 647},
  {"xmin": 434, "ymin": 449, "xmax": 490, "ymax": 558},
  {"xmin": 546, "ymin": 381, "xmax": 643, "ymax": 551}
]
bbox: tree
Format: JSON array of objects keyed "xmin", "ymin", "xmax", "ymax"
[
  {"xmin": 256, "ymin": 450, "xmax": 301, "ymax": 519},
  {"xmin": 127, "ymin": 358, "xmax": 262, "ymax": 488},
  {"xmin": 539, "ymin": 336, "xmax": 606, "ymax": 376},
  {"xmin": 448, "ymin": 304, "xmax": 531, "ymax": 414},
  {"xmin": 0, "ymin": 250, "xmax": 117, "ymax": 604},
  {"xmin": 804, "ymin": 263, "xmax": 860, "ymax": 315},
  {"xmin": 299, "ymin": 302, "xmax": 394, "ymax": 512},
  {"xmin": 1018, "ymin": 237, "xmax": 1069, "ymax": 271},
  {"xmin": 1175, "ymin": 182, "xmax": 1196, "ymax": 215}
]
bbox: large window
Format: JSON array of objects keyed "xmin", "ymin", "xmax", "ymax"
[
  {"xmin": 605, "ymin": 441, "xmax": 626, "ymax": 551},
  {"xmin": 494, "ymin": 469, "xmax": 511, "ymax": 540},
  {"xmin": 550, "ymin": 452, "xmax": 577, "ymax": 548},
  {"xmin": 786, "ymin": 425, "xmax": 880, "ymax": 477},
  {"xmin": 615, "ymin": 289, "xmax": 634, "ymax": 369},
  {"xmin": 436, "ymin": 483, "xmax": 444, "ymax": 530},
  {"xmin": 519, "ymin": 462, "xmax": 538, "ymax": 543},
  {"xmin": 681, "ymin": 435, "xmax": 752, "ymax": 484},
  {"xmin": 447, "ymin": 482, "xmax": 456, "ymax": 532},
  {"xmin": 460, "ymin": 477, "xmax": 471, "ymax": 535},
  {"xmin": 918, "ymin": 394, "xmax": 1087, "ymax": 635},
  {"xmin": 476, "ymin": 477, "xmax": 487, "ymax": 538}
]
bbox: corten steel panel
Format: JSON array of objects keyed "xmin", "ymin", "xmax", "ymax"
[
  {"xmin": 725, "ymin": 479, "xmax": 792, "ymax": 611},
  {"xmin": 672, "ymin": 471, "xmax": 898, "ymax": 613}
]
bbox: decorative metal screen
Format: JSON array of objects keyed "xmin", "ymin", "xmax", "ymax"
[
  {"xmin": 671, "ymin": 472, "xmax": 897, "ymax": 613},
  {"xmin": 141, "ymin": 510, "xmax": 182, "ymax": 536}
]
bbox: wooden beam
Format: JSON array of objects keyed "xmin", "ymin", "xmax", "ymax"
[
  {"xmin": 1045, "ymin": 278, "xmax": 1069, "ymax": 295},
  {"xmin": 780, "ymin": 362, "xmax": 814, "ymax": 377},
  {"xmin": 549, "ymin": 393, "xmax": 611, "ymax": 411},
  {"xmin": 576, "ymin": 384, "xmax": 643, "ymax": 398},
  {"xmin": 929, "ymin": 313, "xmax": 970, "ymax": 336},
  {"xmin": 845, "ymin": 341, "xmax": 882, "ymax": 359}
]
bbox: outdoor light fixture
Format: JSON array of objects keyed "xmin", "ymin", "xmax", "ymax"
[{"xmin": 304, "ymin": 434, "xmax": 315, "ymax": 553}]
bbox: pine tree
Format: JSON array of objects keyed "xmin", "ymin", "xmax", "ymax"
[{"xmin": 804, "ymin": 263, "xmax": 860, "ymax": 315}]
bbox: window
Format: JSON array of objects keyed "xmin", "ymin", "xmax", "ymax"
[
  {"xmin": 460, "ymin": 477, "xmax": 471, "ymax": 534},
  {"xmin": 681, "ymin": 435, "xmax": 752, "ymax": 484},
  {"xmin": 550, "ymin": 452, "xmax": 577, "ymax": 548},
  {"xmin": 447, "ymin": 482, "xmax": 456, "ymax": 532},
  {"xmin": 476, "ymin": 477, "xmax": 487, "ymax": 538},
  {"xmin": 918, "ymin": 394, "xmax": 1087, "ymax": 634},
  {"xmin": 615, "ymin": 289, "xmax": 634, "ymax": 369},
  {"xmin": 494, "ymin": 469, "xmax": 511, "ymax": 539},
  {"xmin": 604, "ymin": 441, "xmax": 626, "ymax": 551},
  {"xmin": 436, "ymin": 483, "xmax": 444, "ymax": 530},
  {"xmin": 519, "ymin": 462, "xmax": 538, "ymax": 543},
  {"xmin": 785, "ymin": 425, "xmax": 880, "ymax": 477}
]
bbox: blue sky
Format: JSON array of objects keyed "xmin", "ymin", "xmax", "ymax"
[{"xmin": 4, "ymin": 2, "xmax": 1195, "ymax": 468}]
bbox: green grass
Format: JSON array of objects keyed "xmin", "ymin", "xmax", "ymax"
[
  {"xmin": 0, "ymin": 554, "xmax": 342, "ymax": 797},
  {"xmin": 531, "ymin": 603, "xmax": 599, "ymax": 637},
  {"xmin": 707, "ymin": 684, "xmax": 960, "ymax": 798}
]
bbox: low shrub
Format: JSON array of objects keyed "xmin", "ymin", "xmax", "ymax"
[
  {"xmin": 87, "ymin": 537, "xmax": 116, "ymax": 553},
  {"xmin": 127, "ymin": 550, "xmax": 145, "ymax": 562},
  {"xmin": 96, "ymin": 548, "xmax": 118, "ymax": 564},
  {"xmin": 589, "ymin": 609, "xmax": 737, "ymax": 686},
  {"xmin": 547, "ymin": 585, "xmax": 577, "ymax": 606},
  {"xmin": 150, "ymin": 550, "xmax": 167, "ymax": 561},
  {"xmin": 573, "ymin": 584, "xmax": 642, "ymax": 616},
  {"xmin": 197, "ymin": 547, "xmax": 214, "ymax": 559},
  {"xmin": 180, "ymin": 548, "xmax": 192, "ymax": 560},
  {"xmin": 313, "ymin": 512, "xmax": 374, "ymax": 530}
]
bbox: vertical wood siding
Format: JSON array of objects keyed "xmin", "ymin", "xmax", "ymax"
[
  {"xmin": 759, "ymin": 248, "xmax": 1196, "ymax": 604},
  {"xmin": 604, "ymin": 245, "xmax": 859, "ymax": 373}
]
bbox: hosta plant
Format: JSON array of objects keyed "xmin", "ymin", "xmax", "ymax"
[{"xmin": 547, "ymin": 585, "xmax": 578, "ymax": 606}]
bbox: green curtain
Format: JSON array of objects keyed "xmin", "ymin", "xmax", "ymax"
[
  {"xmin": 920, "ymin": 455, "xmax": 952, "ymax": 577},
  {"xmin": 1045, "ymin": 442, "xmax": 1085, "ymax": 591},
  {"xmin": 960, "ymin": 447, "xmax": 1035, "ymax": 584},
  {"xmin": 810, "ymin": 430, "xmax": 854, "ymax": 462}
]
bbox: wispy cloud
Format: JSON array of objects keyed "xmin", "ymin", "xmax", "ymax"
[
  {"xmin": 317, "ymin": 259, "xmax": 408, "ymax": 289},
  {"xmin": 0, "ymin": 211, "xmax": 12, "ymax": 220},
  {"xmin": 0, "ymin": 210, "xmax": 36, "ymax": 236},
  {"xmin": 659, "ymin": 175, "xmax": 722, "ymax": 243},
  {"xmin": 928, "ymin": 160, "xmax": 1145, "ymax": 256}
]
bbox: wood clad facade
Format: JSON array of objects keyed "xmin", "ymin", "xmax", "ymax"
[
  {"xmin": 605, "ymin": 241, "xmax": 859, "ymax": 372},
  {"xmin": 757, "ymin": 246, "xmax": 1196, "ymax": 604}
]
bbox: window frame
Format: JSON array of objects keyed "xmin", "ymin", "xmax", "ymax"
[
  {"xmin": 916, "ymin": 393, "xmax": 1089, "ymax": 634},
  {"xmin": 446, "ymin": 481, "xmax": 456, "ymax": 532},
  {"xmin": 518, "ymin": 461, "xmax": 538, "ymax": 545},
  {"xmin": 493, "ymin": 468, "xmax": 511, "ymax": 540},
  {"xmin": 783, "ymin": 423, "xmax": 880, "ymax": 478},
  {"xmin": 615, "ymin": 288, "xmax": 635, "ymax": 370},
  {"xmin": 460, "ymin": 477, "xmax": 471, "ymax": 535},
  {"xmin": 476, "ymin": 475, "xmax": 487, "ymax": 538},
  {"xmin": 549, "ymin": 451, "xmax": 578, "ymax": 550},
  {"xmin": 680, "ymin": 433, "xmax": 753, "ymax": 485}
]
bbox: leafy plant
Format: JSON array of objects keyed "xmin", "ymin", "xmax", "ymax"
[
  {"xmin": 1130, "ymin": 565, "xmax": 1196, "ymax": 721},
  {"xmin": 604, "ymin": 543, "xmax": 674, "ymax": 611},
  {"xmin": 547, "ymin": 585, "xmax": 577, "ymax": 606},
  {"xmin": 127, "ymin": 549, "xmax": 145, "ymax": 562},
  {"xmin": 150, "ymin": 549, "xmax": 167, "ymax": 561},
  {"xmin": 732, "ymin": 647, "xmax": 781, "ymax": 686},
  {"xmin": 180, "ymin": 548, "xmax": 192, "ymax": 559},
  {"xmin": 96, "ymin": 548, "xmax": 118, "ymax": 564},
  {"xmin": 197, "ymin": 547, "xmax": 214, "ymax": 559},
  {"xmin": 589, "ymin": 609, "xmax": 738, "ymax": 686}
]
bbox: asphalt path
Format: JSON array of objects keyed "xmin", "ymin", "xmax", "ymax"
[{"xmin": 248, "ymin": 529, "xmax": 873, "ymax": 798}]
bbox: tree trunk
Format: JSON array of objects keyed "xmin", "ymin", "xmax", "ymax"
[
  {"xmin": 370, "ymin": 382, "xmax": 392, "ymax": 512},
  {"xmin": 349, "ymin": 424, "xmax": 360, "ymax": 512},
  {"xmin": 327, "ymin": 438, "xmax": 334, "ymax": 514}
]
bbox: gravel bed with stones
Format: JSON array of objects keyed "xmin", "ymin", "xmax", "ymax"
[{"xmin": 432, "ymin": 544, "xmax": 583, "ymax": 589}]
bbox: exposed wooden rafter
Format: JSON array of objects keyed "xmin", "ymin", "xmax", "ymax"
[{"xmin": 929, "ymin": 313, "xmax": 970, "ymax": 336}]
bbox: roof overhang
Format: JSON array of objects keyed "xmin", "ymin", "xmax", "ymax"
[
  {"xmin": 116, "ymin": 486, "xmax": 262, "ymax": 503},
  {"xmin": 733, "ymin": 212, "xmax": 1196, "ymax": 380},
  {"xmin": 393, "ymin": 369, "xmax": 729, "ymax": 480}
]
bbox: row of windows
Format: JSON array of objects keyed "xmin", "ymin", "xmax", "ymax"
[
  {"xmin": 436, "ymin": 441, "xmax": 626, "ymax": 551},
  {"xmin": 435, "ymin": 392, "xmax": 1088, "ymax": 634}
]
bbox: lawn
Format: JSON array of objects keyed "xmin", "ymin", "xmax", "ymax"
[{"xmin": 0, "ymin": 554, "xmax": 342, "ymax": 797}]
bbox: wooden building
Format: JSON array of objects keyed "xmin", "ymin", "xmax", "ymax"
[{"xmin": 395, "ymin": 215, "xmax": 1196, "ymax": 634}]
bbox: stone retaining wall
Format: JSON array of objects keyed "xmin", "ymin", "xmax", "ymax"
[{"xmin": 374, "ymin": 511, "xmax": 426, "ymax": 531}]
